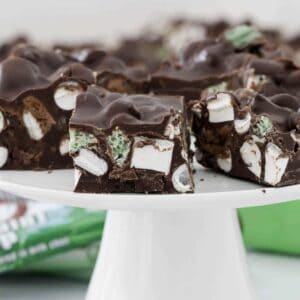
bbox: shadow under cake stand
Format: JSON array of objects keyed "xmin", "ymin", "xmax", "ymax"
[{"xmin": 0, "ymin": 166, "xmax": 299, "ymax": 300}]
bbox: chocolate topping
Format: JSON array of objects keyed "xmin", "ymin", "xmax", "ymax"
[
  {"xmin": 0, "ymin": 35, "xmax": 29, "ymax": 62},
  {"xmin": 71, "ymin": 85, "xmax": 183, "ymax": 131},
  {"xmin": 251, "ymin": 93, "xmax": 300, "ymax": 132},
  {"xmin": 0, "ymin": 45, "xmax": 96, "ymax": 102},
  {"xmin": 93, "ymin": 55, "xmax": 149, "ymax": 83},
  {"xmin": 151, "ymin": 39, "xmax": 252, "ymax": 96},
  {"xmin": 249, "ymin": 58, "xmax": 287, "ymax": 77},
  {"xmin": 247, "ymin": 58, "xmax": 300, "ymax": 98},
  {"xmin": 0, "ymin": 57, "xmax": 49, "ymax": 101},
  {"xmin": 56, "ymin": 47, "xmax": 149, "ymax": 92},
  {"xmin": 12, "ymin": 44, "xmax": 66, "ymax": 76},
  {"xmin": 52, "ymin": 62, "xmax": 94, "ymax": 84}
]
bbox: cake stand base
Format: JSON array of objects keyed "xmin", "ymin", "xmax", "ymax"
[{"xmin": 86, "ymin": 208, "xmax": 255, "ymax": 300}]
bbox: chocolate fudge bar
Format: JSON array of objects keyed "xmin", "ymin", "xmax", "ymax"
[
  {"xmin": 0, "ymin": 45, "xmax": 94, "ymax": 169},
  {"xmin": 55, "ymin": 47, "xmax": 150, "ymax": 94},
  {"xmin": 243, "ymin": 57, "xmax": 300, "ymax": 99},
  {"xmin": 150, "ymin": 25, "xmax": 266, "ymax": 101},
  {"xmin": 69, "ymin": 85, "xmax": 194, "ymax": 193},
  {"xmin": 112, "ymin": 19, "xmax": 230, "ymax": 73},
  {"xmin": 92, "ymin": 55, "xmax": 149, "ymax": 94},
  {"xmin": 192, "ymin": 89, "xmax": 300, "ymax": 186}
]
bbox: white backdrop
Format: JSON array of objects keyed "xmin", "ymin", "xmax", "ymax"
[{"xmin": 0, "ymin": 0, "xmax": 299, "ymax": 43}]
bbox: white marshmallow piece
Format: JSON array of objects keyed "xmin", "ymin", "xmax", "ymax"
[
  {"xmin": 164, "ymin": 115, "xmax": 181, "ymax": 139},
  {"xmin": 0, "ymin": 111, "xmax": 5, "ymax": 133},
  {"xmin": 131, "ymin": 137, "xmax": 174, "ymax": 175},
  {"xmin": 189, "ymin": 134, "xmax": 197, "ymax": 153},
  {"xmin": 74, "ymin": 149, "xmax": 108, "ymax": 176},
  {"xmin": 74, "ymin": 168, "xmax": 82, "ymax": 188},
  {"xmin": 54, "ymin": 81, "xmax": 82, "ymax": 111},
  {"xmin": 291, "ymin": 130, "xmax": 300, "ymax": 144},
  {"xmin": 264, "ymin": 143, "xmax": 289, "ymax": 186},
  {"xmin": 59, "ymin": 138, "xmax": 70, "ymax": 156},
  {"xmin": 217, "ymin": 151, "xmax": 232, "ymax": 173},
  {"xmin": 240, "ymin": 140, "xmax": 262, "ymax": 178},
  {"xmin": 207, "ymin": 93, "xmax": 234, "ymax": 123},
  {"xmin": 234, "ymin": 112, "xmax": 251, "ymax": 134},
  {"xmin": 0, "ymin": 146, "xmax": 8, "ymax": 168},
  {"xmin": 23, "ymin": 111, "xmax": 44, "ymax": 141},
  {"xmin": 172, "ymin": 164, "xmax": 193, "ymax": 193}
]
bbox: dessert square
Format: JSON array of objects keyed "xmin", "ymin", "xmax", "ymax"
[
  {"xmin": 0, "ymin": 45, "xmax": 94, "ymax": 169},
  {"xmin": 69, "ymin": 86, "xmax": 194, "ymax": 193},
  {"xmin": 192, "ymin": 89, "xmax": 300, "ymax": 186},
  {"xmin": 55, "ymin": 47, "xmax": 150, "ymax": 94},
  {"xmin": 150, "ymin": 25, "xmax": 267, "ymax": 102}
]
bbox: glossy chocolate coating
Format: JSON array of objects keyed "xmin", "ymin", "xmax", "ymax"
[{"xmin": 71, "ymin": 85, "xmax": 181, "ymax": 131}]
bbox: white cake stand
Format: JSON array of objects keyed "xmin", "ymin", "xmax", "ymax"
[{"xmin": 0, "ymin": 166, "xmax": 299, "ymax": 300}]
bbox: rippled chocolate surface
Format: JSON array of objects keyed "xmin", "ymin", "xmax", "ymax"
[
  {"xmin": 151, "ymin": 39, "xmax": 255, "ymax": 92},
  {"xmin": 71, "ymin": 85, "xmax": 183, "ymax": 130},
  {"xmin": 236, "ymin": 91, "xmax": 300, "ymax": 132},
  {"xmin": 0, "ymin": 45, "xmax": 96, "ymax": 102},
  {"xmin": 248, "ymin": 58, "xmax": 300, "ymax": 98}
]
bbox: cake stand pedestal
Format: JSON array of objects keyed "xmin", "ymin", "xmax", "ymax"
[
  {"xmin": 0, "ymin": 167, "xmax": 299, "ymax": 300},
  {"xmin": 86, "ymin": 209, "xmax": 252, "ymax": 300}
]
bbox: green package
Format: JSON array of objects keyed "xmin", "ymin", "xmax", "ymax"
[
  {"xmin": 2, "ymin": 189, "xmax": 300, "ymax": 281},
  {"xmin": 0, "ymin": 191, "xmax": 105, "ymax": 274},
  {"xmin": 239, "ymin": 200, "xmax": 300, "ymax": 255},
  {"xmin": 19, "ymin": 243, "xmax": 99, "ymax": 281}
]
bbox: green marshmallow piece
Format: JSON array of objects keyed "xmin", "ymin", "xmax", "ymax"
[
  {"xmin": 69, "ymin": 129, "xmax": 97, "ymax": 153},
  {"xmin": 225, "ymin": 25, "xmax": 263, "ymax": 49},
  {"xmin": 253, "ymin": 115, "xmax": 273, "ymax": 137},
  {"xmin": 108, "ymin": 130, "xmax": 131, "ymax": 167}
]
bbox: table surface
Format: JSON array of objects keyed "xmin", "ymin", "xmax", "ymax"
[{"xmin": 0, "ymin": 251, "xmax": 299, "ymax": 300}]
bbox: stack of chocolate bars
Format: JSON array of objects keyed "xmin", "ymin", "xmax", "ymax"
[{"xmin": 0, "ymin": 19, "xmax": 299, "ymax": 193}]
